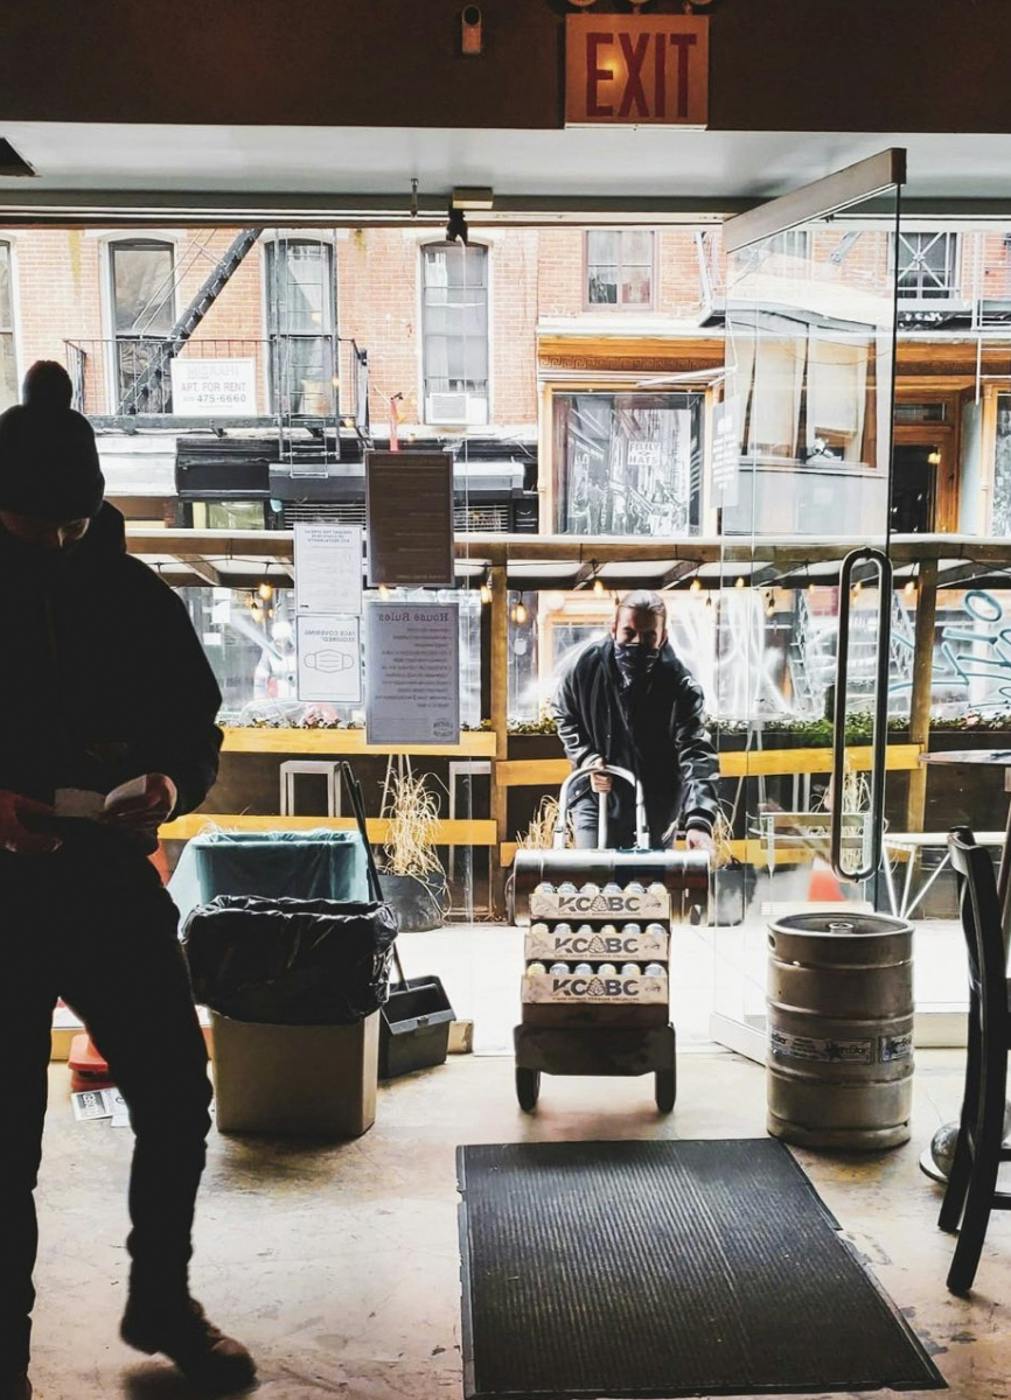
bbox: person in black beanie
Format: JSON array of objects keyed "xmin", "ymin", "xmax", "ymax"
[
  {"xmin": 0, "ymin": 363, "xmax": 255, "ymax": 1399},
  {"xmin": 553, "ymin": 590, "xmax": 718, "ymax": 851}
]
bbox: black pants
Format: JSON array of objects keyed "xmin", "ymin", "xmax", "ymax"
[
  {"xmin": 0, "ymin": 834, "xmax": 212, "ymax": 1372},
  {"xmin": 570, "ymin": 796, "xmax": 673, "ymax": 851}
]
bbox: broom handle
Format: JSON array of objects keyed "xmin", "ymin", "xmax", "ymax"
[{"xmin": 342, "ymin": 762, "xmax": 408, "ymax": 986}]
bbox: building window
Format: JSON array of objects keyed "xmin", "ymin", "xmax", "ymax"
[
  {"xmin": 266, "ymin": 238, "xmax": 337, "ymax": 416},
  {"xmin": 553, "ymin": 391, "xmax": 703, "ymax": 536},
  {"xmin": 896, "ymin": 232, "xmax": 959, "ymax": 300},
  {"xmin": 0, "ymin": 243, "xmax": 16, "ymax": 412},
  {"xmin": 421, "ymin": 243, "xmax": 489, "ymax": 426},
  {"xmin": 110, "ymin": 239, "xmax": 176, "ymax": 412},
  {"xmin": 585, "ymin": 230, "xmax": 655, "ymax": 308}
]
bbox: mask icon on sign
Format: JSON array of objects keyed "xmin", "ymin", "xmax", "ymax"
[{"xmin": 303, "ymin": 649, "xmax": 354, "ymax": 673}]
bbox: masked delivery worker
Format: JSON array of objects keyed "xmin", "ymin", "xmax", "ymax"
[{"xmin": 553, "ymin": 589, "xmax": 718, "ymax": 853}]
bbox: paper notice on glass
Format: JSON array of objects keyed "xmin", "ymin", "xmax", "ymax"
[
  {"xmin": 365, "ymin": 450, "xmax": 455, "ymax": 588},
  {"xmin": 365, "ymin": 602, "xmax": 459, "ymax": 745},
  {"xmin": 711, "ymin": 397, "xmax": 740, "ymax": 508},
  {"xmin": 296, "ymin": 616, "xmax": 362, "ymax": 704},
  {"xmin": 295, "ymin": 523, "xmax": 363, "ymax": 617}
]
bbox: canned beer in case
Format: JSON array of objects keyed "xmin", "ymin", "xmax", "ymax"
[
  {"xmin": 574, "ymin": 963, "xmax": 593, "ymax": 976},
  {"xmin": 621, "ymin": 963, "xmax": 639, "ymax": 978},
  {"xmin": 534, "ymin": 882, "xmax": 555, "ymax": 895},
  {"xmin": 549, "ymin": 962, "xmax": 570, "ymax": 976},
  {"xmin": 581, "ymin": 882, "xmax": 600, "ymax": 896},
  {"xmin": 598, "ymin": 963, "xmax": 617, "ymax": 977},
  {"xmin": 644, "ymin": 963, "xmax": 665, "ymax": 978},
  {"xmin": 531, "ymin": 922, "xmax": 549, "ymax": 937},
  {"xmin": 526, "ymin": 962, "xmax": 546, "ymax": 976}
]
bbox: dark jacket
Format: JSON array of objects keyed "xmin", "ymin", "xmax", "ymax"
[
  {"xmin": 0, "ymin": 504, "xmax": 222, "ymax": 817},
  {"xmin": 553, "ymin": 637, "xmax": 719, "ymax": 836}
]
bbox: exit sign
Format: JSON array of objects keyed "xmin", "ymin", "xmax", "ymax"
[{"xmin": 565, "ymin": 14, "xmax": 709, "ymax": 128}]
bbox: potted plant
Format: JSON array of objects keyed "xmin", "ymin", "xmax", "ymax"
[{"xmin": 380, "ymin": 770, "xmax": 448, "ymax": 932}]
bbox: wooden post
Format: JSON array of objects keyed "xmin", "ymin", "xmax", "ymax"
[
  {"xmin": 904, "ymin": 556, "xmax": 938, "ymax": 835},
  {"xmin": 489, "ymin": 564, "xmax": 509, "ymax": 917}
]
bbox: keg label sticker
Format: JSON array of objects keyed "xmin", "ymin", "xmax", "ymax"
[
  {"xmin": 769, "ymin": 1031, "xmax": 874, "ymax": 1064},
  {"xmin": 880, "ymin": 1032, "xmax": 913, "ymax": 1062}
]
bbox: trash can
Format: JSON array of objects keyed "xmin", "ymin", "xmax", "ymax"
[
  {"xmin": 766, "ymin": 911, "xmax": 914, "ymax": 1151},
  {"xmin": 182, "ymin": 895, "xmax": 397, "ymax": 1140},
  {"xmin": 169, "ymin": 830, "xmax": 369, "ymax": 927}
]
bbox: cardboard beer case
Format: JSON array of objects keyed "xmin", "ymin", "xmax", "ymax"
[
  {"xmin": 522, "ymin": 969, "xmax": 667, "ymax": 1006},
  {"xmin": 529, "ymin": 889, "xmax": 670, "ymax": 922},
  {"xmin": 525, "ymin": 924, "xmax": 669, "ymax": 963}
]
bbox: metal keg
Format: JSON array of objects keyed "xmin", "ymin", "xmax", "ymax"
[{"xmin": 766, "ymin": 912, "xmax": 914, "ymax": 1151}]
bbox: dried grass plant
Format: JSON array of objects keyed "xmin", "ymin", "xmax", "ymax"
[
  {"xmin": 517, "ymin": 795, "xmax": 569, "ymax": 849},
  {"xmin": 382, "ymin": 770, "xmax": 446, "ymax": 883}
]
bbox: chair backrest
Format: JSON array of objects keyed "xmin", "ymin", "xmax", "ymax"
[{"xmin": 948, "ymin": 826, "xmax": 1006, "ymax": 1027}]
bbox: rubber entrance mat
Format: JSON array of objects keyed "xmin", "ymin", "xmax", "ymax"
[{"xmin": 457, "ymin": 1139, "xmax": 944, "ymax": 1399}]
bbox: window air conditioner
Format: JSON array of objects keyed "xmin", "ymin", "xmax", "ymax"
[{"xmin": 427, "ymin": 392, "xmax": 488, "ymax": 426}]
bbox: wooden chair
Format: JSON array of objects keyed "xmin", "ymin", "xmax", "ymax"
[{"xmin": 940, "ymin": 827, "xmax": 1011, "ymax": 1294}]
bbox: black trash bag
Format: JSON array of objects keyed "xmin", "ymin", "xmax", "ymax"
[{"xmin": 181, "ymin": 896, "xmax": 398, "ymax": 1026}]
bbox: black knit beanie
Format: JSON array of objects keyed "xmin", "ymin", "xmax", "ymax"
[{"xmin": 0, "ymin": 361, "xmax": 105, "ymax": 521}]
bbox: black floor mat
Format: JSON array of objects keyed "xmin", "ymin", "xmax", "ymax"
[{"xmin": 458, "ymin": 1139, "xmax": 945, "ymax": 1399}]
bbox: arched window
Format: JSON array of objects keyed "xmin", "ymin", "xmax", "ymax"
[
  {"xmin": 265, "ymin": 237, "xmax": 336, "ymax": 416},
  {"xmin": 109, "ymin": 238, "xmax": 175, "ymax": 412},
  {"xmin": 421, "ymin": 242, "xmax": 488, "ymax": 425}
]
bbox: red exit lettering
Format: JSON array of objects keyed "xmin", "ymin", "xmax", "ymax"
[{"xmin": 567, "ymin": 15, "xmax": 709, "ymax": 128}]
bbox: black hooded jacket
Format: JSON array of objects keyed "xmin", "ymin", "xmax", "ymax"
[
  {"xmin": 0, "ymin": 504, "xmax": 222, "ymax": 816},
  {"xmin": 553, "ymin": 637, "xmax": 719, "ymax": 835}
]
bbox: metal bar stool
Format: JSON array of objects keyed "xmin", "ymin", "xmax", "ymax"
[
  {"xmin": 279, "ymin": 760, "xmax": 342, "ymax": 817},
  {"xmin": 940, "ymin": 827, "xmax": 1011, "ymax": 1295}
]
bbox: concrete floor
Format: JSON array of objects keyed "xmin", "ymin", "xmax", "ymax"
[{"xmin": 26, "ymin": 1048, "xmax": 1011, "ymax": 1400}]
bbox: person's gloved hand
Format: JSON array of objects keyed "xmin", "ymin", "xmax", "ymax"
[
  {"xmin": 588, "ymin": 756, "xmax": 612, "ymax": 794},
  {"xmin": 101, "ymin": 774, "xmax": 178, "ymax": 854},
  {"xmin": 0, "ymin": 790, "xmax": 63, "ymax": 855}
]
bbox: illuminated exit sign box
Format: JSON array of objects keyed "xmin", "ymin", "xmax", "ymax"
[{"xmin": 566, "ymin": 14, "xmax": 709, "ymax": 128}]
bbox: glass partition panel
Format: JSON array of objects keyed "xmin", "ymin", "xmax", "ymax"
[{"xmin": 712, "ymin": 169, "xmax": 902, "ymax": 1058}]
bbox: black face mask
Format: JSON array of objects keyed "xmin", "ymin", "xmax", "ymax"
[{"xmin": 614, "ymin": 642, "xmax": 660, "ymax": 685}]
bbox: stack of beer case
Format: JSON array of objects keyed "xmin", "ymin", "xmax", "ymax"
[{"xmin": 514, "ymin": 879, "xmax": 677, "ymax": 1112}]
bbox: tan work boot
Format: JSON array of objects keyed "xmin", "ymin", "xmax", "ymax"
[{"xmin": 121, "ymin": 1296, "xmax": 256, "ymax": 1393}]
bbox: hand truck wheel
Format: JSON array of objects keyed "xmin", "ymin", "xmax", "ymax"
[
  {"xmin": 516, "ymin": 1067, "xmax": 541, "ymax": 1112},
  {"xmin": 655, "ymin": 1068, "xmax": 676, "ymax": 1114}
]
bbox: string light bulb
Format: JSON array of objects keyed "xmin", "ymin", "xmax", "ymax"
[
  {"xmin": 690, "ymin": 577, "xmax": 702, "ymax": 594},
  {"xmin": 258, "ymin": 581, "xmax": 274, "ymax": 602},
  {"xmin": 479, "ymin": 583, "xmax": 492, "ymax": 606},
  {"xmin": 735, "ymin": 576, "xmax": 745, "ymax": 589},
  {"xmin": 514, "ymin": 602, "xmax": 528, "ymax": 625},
  {"xmin": 904, "ymin": 577, "xmax": 917, "ymax": 598},
  {"xmin": 378, "ymin": 584, "xmax": 391, "ymax": 600},
  {"xmin": 593, "ymin": 576, "xmax": 605, "ymax": 596}
]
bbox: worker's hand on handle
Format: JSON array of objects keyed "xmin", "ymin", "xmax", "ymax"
[
  {"xmin": 101, "ymin": 773, "xmax": 178, "ymax": 854},
  {"xmin": 588, "ymin": 757, "xmax": 613, "ymax": 795},
  {"xmin": 685, "ymin": 827, "xmax": 714, "ymax": 854},
  {"xmin": 0, "ymin": 790, "xmax": 63, "ymax": 855}
]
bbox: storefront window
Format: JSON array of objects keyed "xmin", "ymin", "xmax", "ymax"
[{"xmin": 553, "ymin": 391, "xmax": 702, "ymax": 535}]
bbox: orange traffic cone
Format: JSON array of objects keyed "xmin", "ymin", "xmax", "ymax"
[{"xmin": 807, "ymin": 859, "xmax": 846, "ymax": 902}]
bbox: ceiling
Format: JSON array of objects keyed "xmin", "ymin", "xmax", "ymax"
[{"xmin": 4, "ymin": 125, "xmax": 1011, "ymax": 222}]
